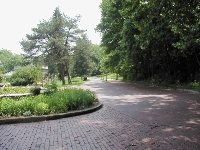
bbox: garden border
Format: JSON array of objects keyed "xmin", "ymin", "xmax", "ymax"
[{"xmin": 0, "ymin": 102, "xmax": 103, "ymax": 125}]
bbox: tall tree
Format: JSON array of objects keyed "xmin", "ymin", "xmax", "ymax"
[
  {"xmin": 98, "ymin": 0, "xmax": 200, "ymax": 83},
  {"xmin": 97, "ymin": 0, "xmax": 124, "ymax": 76},
  {"xmin": 21, "ymin": 7, "xmax": 84, "ymax": 84},
  {"xmin": 73, "ymin": 35, "xmax": 92, "ymax": 77},
  {"xmin": 90, "ymin": 44, "xmax": 104, "ymax": 76}
]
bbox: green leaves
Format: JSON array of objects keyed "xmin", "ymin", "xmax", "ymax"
[
  {"xmin": 73, "ymin": 35, "xmax": 92, "ymax": 77},
  {"xmin": 10, "ymin": 65, "xmax": 42, "ymax": 86},
  {"xmin": 0, "ymin": 49, "xmax": 25, "ymax": 73},
  {"xmin": 21, "ymin": 7, "xmax": 85, "ymax": 85},
  {"xmin": 98, "ymin": 0, "xmax": 200, "ymax": 83},
  {"xmin": 0, "ymin": 89, "xmax": 96, "ymax": 117}
]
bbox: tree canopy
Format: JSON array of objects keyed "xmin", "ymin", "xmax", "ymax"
[
  {"xmin": 97, "ymin": 0, "xmax": 200, "ymax": 83},
  {"xmin": 0, "ymin": 49, "xmax": 25, "ymax": 73},
  {"xmin": 21, "ymin": 7, "xmax": 84, "ymax": 84}
]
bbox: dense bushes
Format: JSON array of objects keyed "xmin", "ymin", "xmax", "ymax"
[
  {"xmin": 0, "ymin": 89, "xmax": 96, "ymax": 117},
  {"xmin": 10, "ymin": 66, "xmax": 42, "ymax": 86}
]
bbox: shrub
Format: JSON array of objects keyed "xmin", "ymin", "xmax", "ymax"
[
  {"xmin": 44, "ymin": 82, "xmax": 58, "ymax": 95},
  {"xmin": 35, "ymin": 102, "xmax": 49, "ymax": 115},
  {"xmin": 10, "ymin": 66, "xmax": 42, "ymax": 86},
  {"xmin": 190, "ymin": 80, "xmax": 200, "ymax": 91},
  {"xmin": 0, "ymin": 89, "xmax": 96, "ymax": 117}
]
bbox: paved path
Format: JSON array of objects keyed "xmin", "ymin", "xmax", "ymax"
[{"xmin": 0, "ymin": 78, "xmax": 200, "ymax": 150}]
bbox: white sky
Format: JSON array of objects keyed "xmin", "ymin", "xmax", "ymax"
[{"xmin": 0, "ymin": 0, "xmax": 102, "ymax": 54}]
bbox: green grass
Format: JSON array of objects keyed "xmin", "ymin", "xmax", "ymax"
[
  {"xmin": 71, "ymin": 77, "xmax": 85, "ymax": 85},
  {"xmin": 177, "ymin": 81, "xmax": 200, "ymax": 92},
  {"xmin": 0, "ymin": 87, "xmax": 30, "ymax": 95},
  {"xmin": 54, "ymin": 77, "xmax": 85, "ymax": 87},
  {"xmin": 100, "ymin": 73, "xmax": 123, "ymax": 81},
  {"xmin": 0, "ymin": 89, "xmax": 96, "ymax": 118},
  {"xmin": 130, "ymin": 79, "xmax": 200, "ymax": 92}
]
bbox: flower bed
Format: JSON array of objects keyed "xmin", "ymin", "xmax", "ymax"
[{"xmin": 0, "ymin": 88, "xmax": 96, "ymax": 118}]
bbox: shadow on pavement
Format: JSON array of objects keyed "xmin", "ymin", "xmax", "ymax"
[{"xmin": 83, "ymin": 78, "xmax": 200, "ymax": 149}]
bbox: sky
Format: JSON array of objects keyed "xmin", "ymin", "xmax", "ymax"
[{"xmin": 0, "ymin": 0, "xmax": 102, "ymax": 54}]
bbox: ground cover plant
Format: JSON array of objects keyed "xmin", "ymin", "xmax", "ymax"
[
  {"xmin": 71, "ymin": 77, "xmax": 85, "ymax": 85},
  {"xmin": 54, "ymin": 77, "xmax": 85, "ymax": 87},
  {"xmin": 0, "ymin": 88, "xmax": 96, "ymax": 118},
  {"xmin": 0, "ymin": 87, "xmax": 30, "ymax": 95}
]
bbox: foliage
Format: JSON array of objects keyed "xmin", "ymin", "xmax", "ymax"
[
  {"xmin": 0, "ymin": 73, "xmax": 3, "ymax": 83},
  {"xmin": 188, "ymin": 81, "xmax": 200, "ymax": 91},
  {"xmin": 107, "ymin": 73, "xmax": 123, "ymax": 81},
  {"xmin": 44, "ymin": 82, "xmax": 58, "ymax": 95},
  {"xmin": 71, "ymin": 77, "xmax": 85, "ymax": 85},
  {"xmin": 97, "ymin": 0, "xmax": 200, "ymax": 83},
  {"xmin": 90, "ymin": 44, "xmax": 104, "ymax": 76},
  {"xmin": 0, "ymin": 49, "xmax": 25, "ymax": 73},
  {"xmin": 10, "ymin": 65, "xmax": 42, "ymax": 86},
  {"xmin": 73, "ymin": 35, "xmax": 92, "ymax": 77},
  {"xmin": 21, "ymin": 7, "xmax": 84, "ymax": 85},
  {"xmin": 0, "ymin": 87, "xmax": 30, "ymax": 95},
  {"xmin": 0, "ymin": 89, "xmax": 96, "ymax": 117}
]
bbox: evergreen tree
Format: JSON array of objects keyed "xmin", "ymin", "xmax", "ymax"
[{"xmin": 21, "ymin": 7, "xmax": 84, "ymax": 84}]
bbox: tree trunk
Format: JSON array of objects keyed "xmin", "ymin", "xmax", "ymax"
[
  {"xmin": 116, "ymin": 73, "xmax": 119, "ymax": 80},
  {"xmin": 61, "ymin": 66, "xmax": 65, "ymax": 85},
  {"xmin": 67, "ymin": 69, "xmax": 72, "ymax": 84},
  {"xmin": 58, "ymin": 63, "xmax": 65, "ymax": 85}
]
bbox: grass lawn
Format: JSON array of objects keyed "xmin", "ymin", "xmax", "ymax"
[
  {"xmin": 55, "ymin": 77, "xmax": 85, "ymax": 87},
  {"xmin": 100, "ymin": 73, "xmax": 123, "ymax": 81},
  {"xmin": 130, "ymin": 80, "xmax": 200, "ymax": 92},
  {"xmin": 71, "ymin": 77, "xmax": 85, "ymax": 85}
]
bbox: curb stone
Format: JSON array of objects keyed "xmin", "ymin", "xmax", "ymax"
[{"xmin": 0, "ymin": 102, "xmax": 103, "ymax": 125}]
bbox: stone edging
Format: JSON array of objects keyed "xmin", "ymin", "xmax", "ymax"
[
  {"xmin": 0, "ymin": 93, "xmax": 32, "ymax": 99},
  {"xmin": 0, "ymin": 102, "xmax": 103, "ymax": 125}
]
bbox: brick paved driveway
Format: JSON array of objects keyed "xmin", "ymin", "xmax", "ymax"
[{"xmin": 0, "ymin": 77, "xmax": 200, "ymax": 150}]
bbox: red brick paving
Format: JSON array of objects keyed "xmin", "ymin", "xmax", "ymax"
[
  {"xmin": 0, "ymin": 106, "xmax": 151, "ymax": 150},
  {"xmin": 0, "ymin": 77, "xmax": 200, "ymax": 150}
]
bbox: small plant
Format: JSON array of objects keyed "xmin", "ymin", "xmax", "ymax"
[
  {"xmin": 190, "ymin": 80, "xmax": 200, "ymax": 91},
  {"xmin": 35, "ymin": 102, "xmax": 49, "ymax": 115},
  {"xmin": 23, "ymin": 110, "xmax": 32, "ymax": 116},
  {"xmin": 190, "ymin": 80, "xmax": 200, "ymax": 87},
  {"xmin": 44, "ymin": 82, "xmax": 58, "ymax": 95}
]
